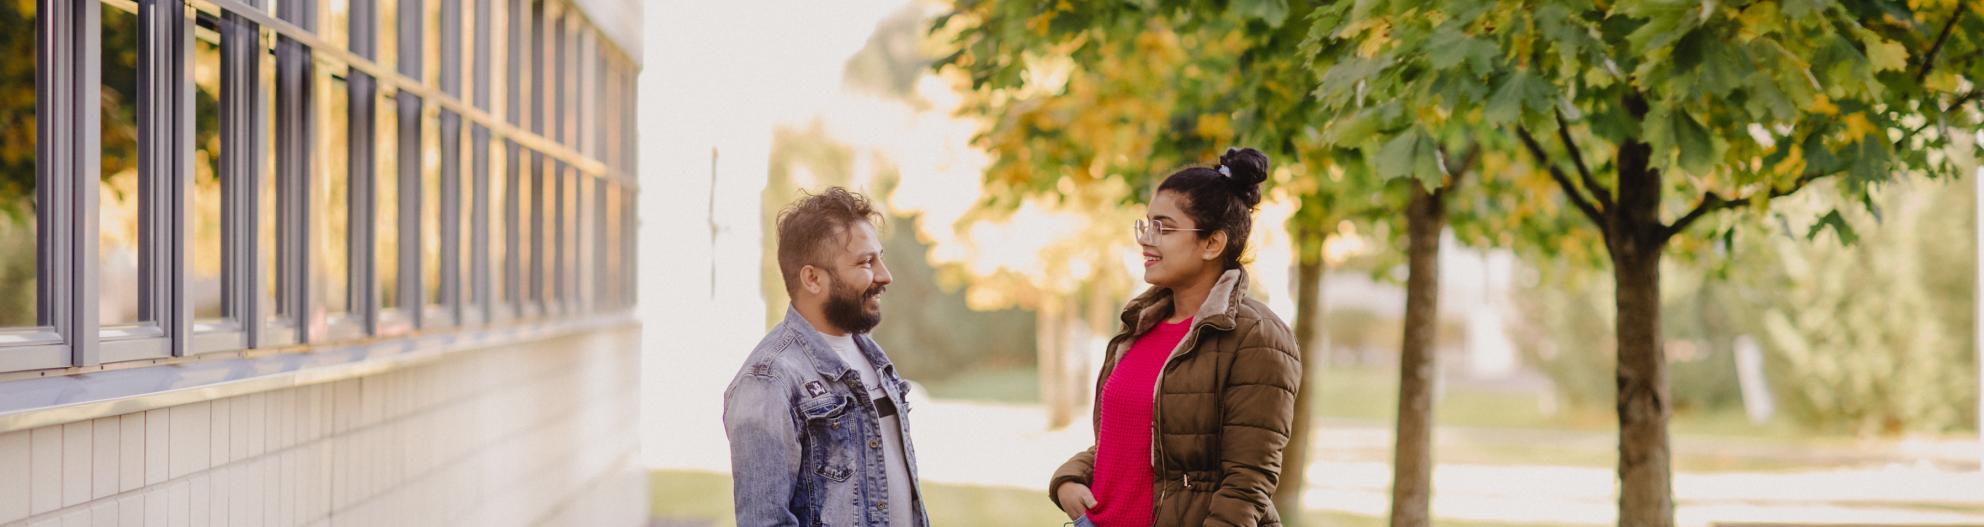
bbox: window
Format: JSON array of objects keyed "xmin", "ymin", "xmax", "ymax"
[
  {"xmin": 100, "ymin": 0, "xmax": 142, "ymax": 328},
  {"xmin": 491, "ymin": 138, "xmax": 509, "ymax": 306},
  {"xmin": 376, "ymin": 83, "xmax": 399, "ymax": 311},
  {"xmin": 312, "ymin": 61, "xmax": 350, "ymax": 318},
  {"xmin": 0, "ymin": 0, "xmax": 635, "ymax": 374},
  {"xmin": 191, "ymin": 14, "xmax": 225, "ymax": 321},
  {"xmin": 421, "ymin": 106, "xmax": 442, "ymax": 307},
  {"xmin": 0, "ymin": 0, "xmax": 37, "ymax": 329}
]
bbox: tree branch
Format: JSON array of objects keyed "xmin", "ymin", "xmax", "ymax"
[
  {"xmin": 1516, "ymin": 126, "xmax": 1606, "ymax": 226},
  {"xmin": 1662, "ymin": 171, "xmax": 1832, "ymax": 242},
  {"xmin": 1917, "ymin": 4, "xmax": 1966, "ymax": 83},
  {"xmin": 1554, "ymin": 109, "xmax": 1613, "ymax": 211}
]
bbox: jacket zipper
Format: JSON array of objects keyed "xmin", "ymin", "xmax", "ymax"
[{"xmin": 1149, "ymin": 321, "xmax": 1203, "ymax": 507}]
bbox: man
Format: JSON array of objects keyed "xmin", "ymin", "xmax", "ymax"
[{"xmin": 724, "ymin": 187, "xmax": 926, "ymax": 526}]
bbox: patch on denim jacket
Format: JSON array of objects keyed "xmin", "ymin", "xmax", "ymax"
[{"xmin": 802, "ymin": 380, "xmax": 828, "ymax": 398}]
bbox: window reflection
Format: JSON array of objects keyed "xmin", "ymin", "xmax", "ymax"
[
  {"xmin": 377, "ymin": 86, "xmax": 399, "ymax": 309},
  {"xmin": 490, "ymin": 138, "xmax": 507, "ymax": 304},
  {"xmin": 0, "ymin": 0, "xmax": 38, "ymax": 327},
  {"xmin": 319, "ymin": 0, "xmax": 347, "ymax": 49},
  {"xmin": 421, "ymin": 106, "xmax": 441, "ymax": 305},
  {"xmin": 261, "ymin": 29, "xmax": 281, "ymax": 317},
  {"xmin": 100, "ymin": 0, "xmax": 142, "ymax": 326},
  {"xmin": 191, "ymin": 14, "xmax": 225, "ymax": 321},
  {"xmin": 312, "ymin": 62, "xmax": 349, "ymax": 316}
]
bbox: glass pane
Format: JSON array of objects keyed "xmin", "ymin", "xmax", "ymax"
[
  {"xmin": 319, "ymin": 0, "xmax": 347, "ymax": 50},
  {"xmin": 518, "ymin": 151, "xmax": 534, "ymax": 306},
  {"xmin": 486, "ymin": 0, "xmax": 503, "ymax": 117},
  {"xmin": 423, "ymin": 0, "xmax": 439, "ymax": 85},
  {"xmin": 462, "ymin": 0, "xmax": 476, "ymax": 103},
  {"xmin": 421, "ymin": 108, "xmax": 440, "ymax": 305},
  {"xmin": 0, "ymin": 0, "xmax": 37, "ymax": 327},
  {"xmin": 377, "ymin": 88, "xmax": 399, "ymax": 309},
  {"xmin": 261, "ymin": 30, "xmax": 280, "ymax": 316},
  {"xmin": 191, "ymin": 16, "xmax": 224, "ymax": 321},
  {"xmin": 378, "ymin": 0, "xmax": 394, "ymax": 68},
  {"xmin": 561, "ymin": 167, "xmax": 574, "ymax": 304},
  {"xmin": 603, "ymin": 184, "xmax": 619, "ymax": 308},
  {"xmin": 459, "ymin": 126, "xmax": 473, "ymax": 304},
  {"xmin": 100, "ymin": 1, "xmax": 142, "ymax": 326},
  {"xmin": 490, "ymin": 138, "xmax": 506, "ymax": 304},
  {"xmin": 313, "ymin": 63, "xmax": 349, "ymax": 315}
]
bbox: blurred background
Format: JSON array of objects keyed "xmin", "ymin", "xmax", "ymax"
[{"xmin": 635, "ymin": 1, "xmax": 1984, "ymax": 526}]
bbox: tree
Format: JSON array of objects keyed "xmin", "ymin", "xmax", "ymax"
[
  {"xmin": 1303, "ymin": 0, "xmax": 1984, "ymax": 524},
  {"xmin": 933, "ymin": 2, "xmax": 1496, "ymax": 523}
]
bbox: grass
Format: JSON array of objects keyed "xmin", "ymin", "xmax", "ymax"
[
  {"xmin": 650, "ymin": 469, "xmax": 1066, "ymax": 527},
  {"xmin": 650, "ymin": 470, "xmax": 1543, "ymax": 527}
]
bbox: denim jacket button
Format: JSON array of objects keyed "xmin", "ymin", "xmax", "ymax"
[
  {"xmin": 875, "ymin": 500, "xmax": 887, "ymax": 510},
  {"xmin": 868, "ymin": 439, "xmax": 880, "ymax": 449}
]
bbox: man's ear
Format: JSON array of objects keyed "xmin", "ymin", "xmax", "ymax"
[
  {"xmin": 799, "ymin": 264, "xmax": 829, "ymax": 296},
  {"xmin": 1202, "ymin": 231, "xmax": 1228, "ymax": 262}
]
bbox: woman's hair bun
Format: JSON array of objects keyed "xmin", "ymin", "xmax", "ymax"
[{"xmin": 1217, "ymin": 147, "xmax": 1269, "ymax": 208}]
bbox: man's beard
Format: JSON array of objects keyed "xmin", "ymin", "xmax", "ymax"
[{"xmin": 823, "ymin": 278, "xmax": 885, "ymax": 334}]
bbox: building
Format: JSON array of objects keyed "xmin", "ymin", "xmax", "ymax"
[{"xmin": 0, "ymin": 0, "xmax": 644, "ymax": 525}]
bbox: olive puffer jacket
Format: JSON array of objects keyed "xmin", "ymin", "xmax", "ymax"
[{"xmin": 1050, "ymin": 269, "xmax": 1302, "ymax": 526}]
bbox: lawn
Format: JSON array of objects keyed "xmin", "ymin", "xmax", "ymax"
[{"xmin": 650, "ymin": 470, "xmax": 1544, "ymax": 527}]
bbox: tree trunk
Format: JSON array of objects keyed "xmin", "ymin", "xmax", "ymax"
[
  {"xmin": 1274, "ymin": 229, "xmax": 1328, "ymax": 523},
  {"xmin": 1610, "ymin": 139, "xmax": 1674, "ymax": 527},
  {"xmin": 1039, "ymin": 297, "xmax": 1075, "ymax": 429},
  {"xmin": 1389, "ymin": 183, "xmax": 1445, "ymax": 527}
]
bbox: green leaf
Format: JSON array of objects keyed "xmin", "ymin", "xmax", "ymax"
[
  {"xmin": 1233, "ymin": 0, "xmax": 1291, "ymax": 27},
  {"xmin": 1375, "ymin": 129, "xmax": 1442, "ymax": 188},
  {"xmin": 1648, "ymin": 106, "xmax": 1716, "ymax": 175},
  {"xmin": 1484, "ymin": 70, "xmax": 1551, "ymax": 127},
  {"xmin": 1805, "ymin": 209, "xmax": 1859, "ymax": 246},
  {"xmin": 1673, "ymin": 110, "xmax": 1715, "ymax": 176},
  {"xmin": 1425, "ymin": 31, "xmax": 1497, "ymax": 73},
  {"xmin": 1862, "ymin": 36, "xmax": 1908, "ymax": 73}
]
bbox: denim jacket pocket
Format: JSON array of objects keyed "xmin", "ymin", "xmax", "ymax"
[{"xmin": 797, "ymin": 392, "xmax": 856, "ymax": 482}]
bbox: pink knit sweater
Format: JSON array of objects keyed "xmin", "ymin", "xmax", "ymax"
[{"xmin": 1085, "ymin": 318, "xmax": 1192, "ymax": 527}]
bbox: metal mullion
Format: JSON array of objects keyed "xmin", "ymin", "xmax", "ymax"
[
  {"xmin": 351, "ymin": 0, "xmax": 376, "ymax": 332},
  {"xmin": 468, "ymin": 0, "xmax": 490, "ymax": 324},
  {"xmin": 157, "ymin": 0, "xmax": 193, "ymax": 358},
  {"xmin": 549, "ymin": 8, "xmax": 563, "ymax": 315},
  {"xmin": 275, "ymin": 0, "xmax": 310, "ymax": 344},
  {"xmin": 394, "ymin": 94, "xmax": 419, "ymax": 331},
  {"xmin": 624, "ymin": 187, "xmax": 635, "ymax": 309},
  {"xmin": 592, "ymin": 178, "xmax": 605, "ymax": 313},
  {"xmin": 394, "ymin": 0, "xmax": 422, "ymax": 330},
  {"xmin": 219, "ymin": 7, "xmax": 262, "ymax": 352},
  {"xmin": 72, "ymin": 0, "xmax": 102, "ymax": 365},
  {"xmin": 437, "ymin": 0, "xmax": 462, "ymax": 326},
  {"xmin": 527, "ymin": 0, "xmax": 543, "ymax": 315},
  {"xmin": 503, "ymin": 141, "xmax": 519, "ymax": 318}
]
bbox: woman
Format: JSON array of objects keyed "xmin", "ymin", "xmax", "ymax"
[{"xmin": 1051, "ymin": 147, "xmax": 1302, "ymax": 526}]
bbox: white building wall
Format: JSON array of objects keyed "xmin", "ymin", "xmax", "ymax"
[{"xmin": 0, "ymin": 326, "xmax": 645, "ymax": 527}]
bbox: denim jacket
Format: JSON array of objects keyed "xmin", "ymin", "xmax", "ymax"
[{"xmin": 723, "ymin": 307, "xmax": 928, "ymax": 527}]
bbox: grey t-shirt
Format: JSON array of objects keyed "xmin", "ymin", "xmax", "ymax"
[{"xmin": 821, "ymin": 332, "xmax": 914, "ymax": 526}]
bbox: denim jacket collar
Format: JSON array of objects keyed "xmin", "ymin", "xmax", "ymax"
[{"xmin": 780, "ymin": 306, "xmax": 897, "ymax": 383}]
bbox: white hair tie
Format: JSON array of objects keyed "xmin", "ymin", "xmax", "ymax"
[{"xmin": 1217, "ymin": 165, "xmax": 1232, "ymax": 177}]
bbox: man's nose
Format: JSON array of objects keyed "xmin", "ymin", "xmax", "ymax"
[{"xmin": 874, "ymin": 261, "xmax": 893, "ymax": 286}]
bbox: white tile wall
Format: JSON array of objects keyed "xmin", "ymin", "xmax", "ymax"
[
  {"xmin": 0, "ymin": 328, "xmax": 645, "ymax": 527},
  {"xmin": 0, "ymin": 430, "xmax": 31, "ymax": 523}
]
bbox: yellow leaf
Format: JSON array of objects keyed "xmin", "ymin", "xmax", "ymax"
[
  {"xmin": 1736, "ymin": 2, "xmax": 1781, "ymax": 41},
  {"xmin": 1772, "ymin": 144, "xmax": 1806, "ymax": 176},
  {"xmin": 1195, "ymin": 113, "xmax": 1234, "ymax": 141},
  {"xmin": 1926, "ymin": 70, "xmax": 1961, "ymax": 93},
  {"xmin": 1808, "ymin": 94, "xmax": 1840, "ymax": 115},
  {"xmin": 1842, "ymin": 113, "xmax": 1879, "ymax": 142},
  {"xmin": 1864, "ymin": 36, "xmax": 1908, "ymax": 72}
]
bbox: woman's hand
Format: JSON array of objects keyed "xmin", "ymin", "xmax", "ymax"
[{"xmin": 1055, "ymin": 482, "xmax": 1097, "ymax": 520}]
